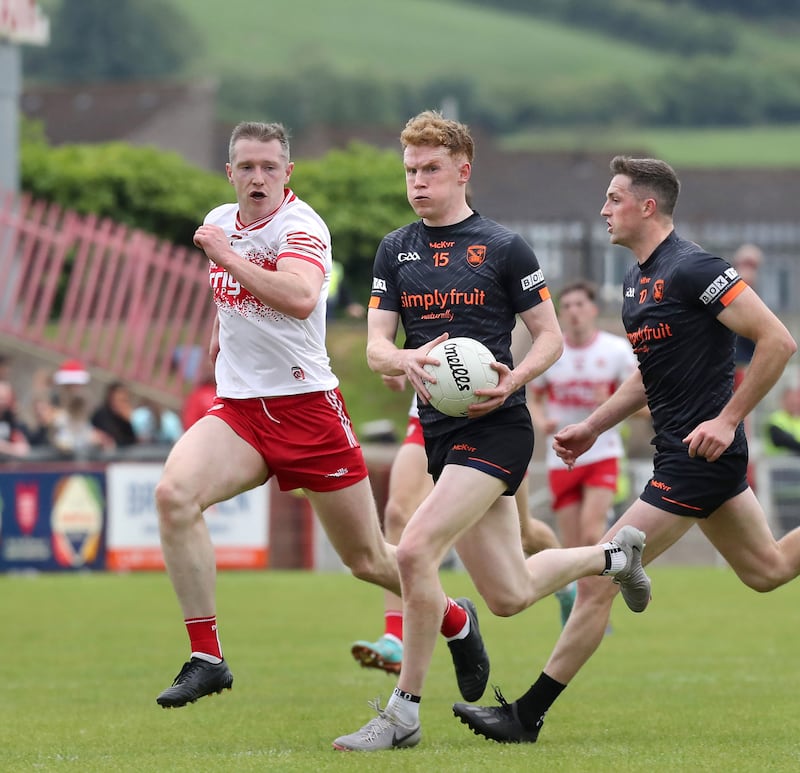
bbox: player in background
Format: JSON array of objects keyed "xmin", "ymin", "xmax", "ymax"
[
  {"xmin": 529, "ymin": 280, "xmax": 640, "ymax": 550},
  {"xmin": 454, "ymin": 155, "xmax": 800, "ymax": 745},
  {"xmin": 333, "ymin": 111, "xmax": 651, "ymax": 752},
  {"xmin": 154, "ymin": 121, "xmax": 489, "ymax": 711},
  {"xmin": 350, "ymin": 381, "xmax": 432, "ymax": 674}
]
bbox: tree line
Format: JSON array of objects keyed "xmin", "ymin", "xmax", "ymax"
[
  {"xmin": 20, "ymin": 122, "xmax": 409, "ymax": 302},
  {"xmin": 23, "ymin": 0, "xmax": 800, "ymax": 132}
]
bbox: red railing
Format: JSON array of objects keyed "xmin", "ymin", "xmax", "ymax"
[{"xmin": 0, "ymin": 189, "xmax": 215, "ymax": 404}]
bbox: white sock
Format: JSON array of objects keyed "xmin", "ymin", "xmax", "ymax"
[
  {"xmin": 555, "ymin": 581, "xmax": 576, "ymax": 597},
  {"xmin": 387, "ymin": 687, "xmax": 421, "ymax": 726},
  {"xmin": 600, "ymin": 541, "xmax": 627, "ymax": 575},
  {"xmin": 444, "ymin": 615, "xmax": 471, "ymax": 643},
  {"xmin": 191, "ymin": 651, "xmax": 223, "ymax": 664}
]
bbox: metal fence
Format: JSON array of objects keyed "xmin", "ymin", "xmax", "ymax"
[
  {"xmin": 508, "ymin": 219, "xmax": 800, "ymax": 315},
  {"xmin": 1, "ymin": 187, "xmax": 797, "ymax": 405},
  {"xmin": 0, "ymin": 190, "xmax": 215, "ymax": 405}
]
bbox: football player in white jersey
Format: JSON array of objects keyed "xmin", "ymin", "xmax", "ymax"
[
  {"xmin": 154, "ymin": 121, "xmax": 487, "ymax": 711},
  {"xmin": 530, "ymin": 279, "xmax": 640, "ymax": 550}
]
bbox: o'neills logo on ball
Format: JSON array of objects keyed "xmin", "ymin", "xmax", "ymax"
[{"xmin": 444, "ymin": 342, "xmax": 472, "ymax": 392}]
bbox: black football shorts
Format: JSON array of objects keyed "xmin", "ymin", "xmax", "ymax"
[
  {"xmin": 423, "ymin": 404, "xmax": 533, "ymax": 495},
  {"xmin": 640, "ymin": 447, "xmax": 749, "ymax": 518}
]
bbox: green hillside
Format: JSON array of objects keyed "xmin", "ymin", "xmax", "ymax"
[
  {"xmin": 501, "ymin": 124, "xmax": 800, "ymax": 168},
  {"xmin": 171, "ymin": 0, "xmax": 672, "ymax": 87},
  {"xmin": 169, "ymin": 0, "xmax": 800, "ymax": 167}
]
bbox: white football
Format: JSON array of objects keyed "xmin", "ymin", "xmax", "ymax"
[{"xmin": 423, "ymin": 337, "xmax": 499, "ymax": 417}]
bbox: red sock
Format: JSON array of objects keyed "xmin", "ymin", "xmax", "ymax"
[
  {"xmin": 185, "ymin": 616, "xmax": 222, "ymax": 659},
  {"xmin": 439, "ymin": 597, "xmax": 468, "ymax": 638},
  {"xmin": 384, "ymin": 610, "xmax": 403, "ymax": 641}
]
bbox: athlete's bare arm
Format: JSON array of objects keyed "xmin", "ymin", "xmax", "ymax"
[
  {"xmin": 366, "ymin": 307, "xmax": 447, "ymax": 403},
  {"xmin": 684, "ymin": 289, "xmax": 796, "ymax": 461},
  {"xmin": 553, "ymin": 368, "xmax": 647, "ymax": 468},
  {"xmin": 194, "ymin": 224, "xmax": 324, "ymax": 319}
]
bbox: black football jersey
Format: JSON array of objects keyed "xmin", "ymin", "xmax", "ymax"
[
  {"xmin": 370, "ymin": 212, "xmax": 551, "ymax": 433},
  {"xmin": 621, "ymin": 231, "xmax": 747, "ymax": 455}
]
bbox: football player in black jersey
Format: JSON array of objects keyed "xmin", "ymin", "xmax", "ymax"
[
  {"xmin": 455, "ymin": 156, "xmax": 799, "ymax": 745},
  {"xmin": 333, "ymin": 115, "xmax": 652, "ymax": 752}
]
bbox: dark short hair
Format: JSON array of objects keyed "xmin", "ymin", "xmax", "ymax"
[
  {"xmin": 228, "ymin": 121, "xmax": 291, "ymax": 163},
  {"xmin": 610, "ymin": 156, "xmax": 680, "ymax": 216},
  {"xmin": 557, "ymin": 279, "xmax": 598, "ymax": 304}
]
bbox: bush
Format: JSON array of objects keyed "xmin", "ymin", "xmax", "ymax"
[
  {"xmin": 19, "ymin": 129, "xmax": 412, "ymax": 298},
  {"xmin": 20, "ymin": 138, "xmax": 231, "ymax": 247}
]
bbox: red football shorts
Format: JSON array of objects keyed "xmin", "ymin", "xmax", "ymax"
[
  {"xmin": 402, "ymin": 415, "xmax": 424, "ymax": 447},
  {"xmin": 208, "ymin": 388, "xmax": 368, "ymax": 492},
  {"xmin": 548, "ymin": 457, "xmax": 619, "ymax": 511}
]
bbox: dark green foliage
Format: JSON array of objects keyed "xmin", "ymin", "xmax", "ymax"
[
  {"xmin": 22, "ymin": 0, "xmax": 800, "ymax": 132},
  {"xmin": 19, "ymin": 131, "xmax": 411, "ymax": 296},
  {"xmin": 23, "ymin": 0, "xmax": 200, "ymax": 83},
  {"xmin": 290, "ymin": 143, "xmax": 411, "ymax": 300},
  {"xmin": 457, "ymin": 0, "xmax": 742, "ymax": 54},
  {"xmin": 663, "ymin": 0, "xmax": 799, "ymax": 16},
  {"xmin": 20, "ymin": 136, "xmax": 232, "ymax": 247},
  {"xmin": 653, "ymin": 58, "xmax": 800, "ymax": 126}
]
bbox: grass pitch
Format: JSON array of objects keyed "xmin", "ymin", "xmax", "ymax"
[{"xmin": 2, "ymin": 566, "xmax": 799, "ymax": 772}]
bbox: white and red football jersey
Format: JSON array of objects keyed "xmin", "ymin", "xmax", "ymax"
[
  {"xmin": 532, "ymin": 330, "xmax": 637, "ymax": 469},
  {"xmin": 206, "ymin": 189, "xmax": 339, "ymax": 398}
]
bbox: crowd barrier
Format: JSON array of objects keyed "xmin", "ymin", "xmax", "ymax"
[
  {"xmin": 0, "ymin": 457, "xmax": 267, "ymax": 573},
  {"xmin": 2, "ymin": 450, "xmax": 797, "ymax": 573},
  {"xmin": 0, "ymin": 447, "xmax": 395, "ymax": 574}
]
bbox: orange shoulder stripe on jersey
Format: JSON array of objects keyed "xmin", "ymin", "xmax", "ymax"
[
  {"xmin": 368, "ymin": 296, "xmax": 381, "ymax": 309},
  {"xmin": 539, "ymin": 287, "xmax": 551, "ymax": 301},
  {"xmin": 720, "ymin": 279, "xmax": 748, "ymax": 307}
]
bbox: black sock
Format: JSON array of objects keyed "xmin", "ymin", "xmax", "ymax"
[{"xmin": 515, "ymin": 672, "xmax": 566, "ymax": 730}]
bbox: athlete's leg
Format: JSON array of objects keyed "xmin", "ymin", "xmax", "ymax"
[
  {"xmin": 515, "ymin": 476, "xmax": 561, "ymax": 555},
  {"xmin": 306, "ymin": 478, "xmax": 401, "ymax": 595},
  {"xmin": 554, "ymin": 501, "xmax": 582, "ymax": 549},
  {"xmin": 457, "ymin": 484, "xmax": 618, "ymax": 621},
  {"xmin": 700, "ymin": 487, "xmax": 800, "ymax": 591},
  {"xmin": 155, "ymin": 415, "xmax": 268, "ymax": 618},
  {"xmin": 577, "ymin": 485, "xmax": 616, "ymax": 545},
  {"xmin": 543, "ymin": 499, "xmax": 693, "ymax": 684},
  {"xmin": 451, "ymin": 499, "xmax": 689, "ymax": 740},
  {"xmin": 381, "ymin": 441, "xmax": 433, "ymax": 619}
]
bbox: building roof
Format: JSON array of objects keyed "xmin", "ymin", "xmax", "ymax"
[{"xmin": 21, "ymin": 78, "xmax": 220, "ymax": 170}]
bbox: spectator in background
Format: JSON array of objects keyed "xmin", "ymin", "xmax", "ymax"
[
  {"xmin": 181, "ymin": 361, "xmax": 217, "ymax": 429},
  {"xmin": 91, "ymin": 381, "xmax": 137, "ymax": 447},
  {"xmin": 23, "ymin": 392, "xmax": 59, "ymax": 450},
  {"xmin": 0, "ymin": 380, "xmax": 31, "ymax": 458},
  {"xmin": 51, "ymin": 360, "xmax": 112, "ymax": 458},
  {"xmin": 732, "ymin": 243, "xmax": 763, "ymax": 383},
  {"xmin": 0, "ymin": 354, "xmax": 12, "ymax": 383},
  {"xmin": 762, "ymin": 385, "xmax": 800, "ymax": 535},
  {"xmin": 132, "ymin": 398, "xmax": 183, "ymax": 446},
  {"xmin": 326, "ymin": 259, "xmax": 366, "ymax": 320},
  {"xmin": 763, "ymin": 386, "xmax": 800, "ymax": 457}
]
